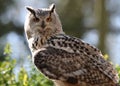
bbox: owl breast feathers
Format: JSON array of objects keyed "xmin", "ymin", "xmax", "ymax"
[{"xmin": 24, "ymin": 4, "xmax": 119, "ymax": 86}]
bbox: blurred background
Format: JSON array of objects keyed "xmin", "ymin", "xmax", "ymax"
[{"xmin": 0, "ymin": 0, "xmax": 120, "ymax": 75}]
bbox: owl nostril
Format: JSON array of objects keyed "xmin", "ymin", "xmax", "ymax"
[{"xmin": 41, "ymin": 21, "xmax": 46, "ymax": 28}]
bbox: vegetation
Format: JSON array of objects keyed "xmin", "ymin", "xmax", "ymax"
[{"xmin": 0, "ymin": 44, "xmax": 53, "ymax": 86}]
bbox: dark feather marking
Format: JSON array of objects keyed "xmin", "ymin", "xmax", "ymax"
[
  {"xmin": 66, "ymin": 77, "xmax": 78, "ymax": 84},
  {"xmin": 51, "ymin": 41, "xmax": 55, "ymax": 46}
]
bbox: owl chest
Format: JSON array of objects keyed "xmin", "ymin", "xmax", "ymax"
[{"xmin": 28, "ymin": 36, "xmax": 47, "ymax": 51}]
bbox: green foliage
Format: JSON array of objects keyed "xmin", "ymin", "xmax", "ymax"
[
  {"xmin": 0, "ymin": 44, "xmax": 120, "ymax": 86},
  {"xmin": 0, "ymin": 44, "xmax": 53, "ymax": 86},
  {"xmin": 116, "ymin": 65, "xmax": 120, "ymax": 84}
]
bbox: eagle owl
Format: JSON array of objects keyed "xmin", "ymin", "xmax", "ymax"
[{"xmin": 24, "ymin": 4, "xmax": 119, "ymax": 86}]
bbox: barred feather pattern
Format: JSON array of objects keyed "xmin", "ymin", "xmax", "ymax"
[{"xmin": 31, "ymin": 34, "xmax": 119, "ymax": 86}]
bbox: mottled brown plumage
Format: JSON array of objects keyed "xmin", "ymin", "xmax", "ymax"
[{"xmin": 24, "ymin": 4, "xmax": 119, "ymax": 86}]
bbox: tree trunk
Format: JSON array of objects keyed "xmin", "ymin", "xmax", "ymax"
[{"xmin": 94, "ymin": 0, "xmax": 108, "ymax": 54}]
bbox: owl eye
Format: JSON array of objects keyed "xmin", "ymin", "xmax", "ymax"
[
  {"xmin": 33, "ymin": 17, "xmax": 39, "ymax": 22},
  {"xmin": 46, "ymin": 17, "xmax": 52, "ymax": 22}
]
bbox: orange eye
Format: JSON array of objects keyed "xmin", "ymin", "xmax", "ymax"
[{"xmin": 46, "ymin": 17, "xmax": 52, "ymax": 22}]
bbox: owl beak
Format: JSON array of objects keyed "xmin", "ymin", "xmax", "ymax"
[{"xmin": 41, "ymin": 21, "xmax": 46, "ymax": 28}]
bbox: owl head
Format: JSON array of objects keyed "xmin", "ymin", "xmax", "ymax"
[{"xmin": 24, "ymin": 4, "xmax": 63, "ymax": 39}]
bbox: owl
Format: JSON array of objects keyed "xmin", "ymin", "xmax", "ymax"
[{"xmin": 24, "ymin": 4, "xmax": 119, "ymax": 86}]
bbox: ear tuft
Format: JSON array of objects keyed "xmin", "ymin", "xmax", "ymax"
[
  {"xmin": 26, "ymin": 6, "xmax": 35, "ymax": 15},
  {"xmin": 49, "ymin": 3, "xmax": 55, "ymax": 13}
]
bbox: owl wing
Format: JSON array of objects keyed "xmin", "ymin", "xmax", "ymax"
[{"xmin": 33, "ymin": 46, "xmax": 119, "ymax": 85}]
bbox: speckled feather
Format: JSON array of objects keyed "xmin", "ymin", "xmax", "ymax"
[{"xmin": 33, "ymin": 34, "xmax": 119, "ymax": 86}]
